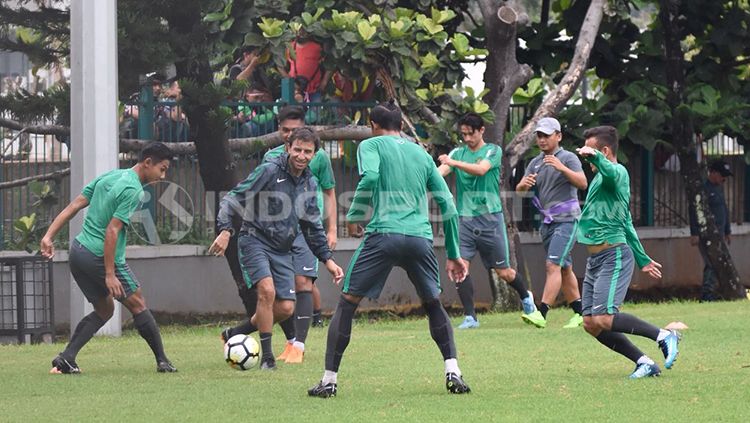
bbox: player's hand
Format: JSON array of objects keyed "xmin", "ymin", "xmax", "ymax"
[
  {"xmin": 690, "ymin": 235, "xmax": 699, "ymax": 246},
  {"xmin": 543, "ymin": 155, "xmax": 565, "ymax": 171},
  {"xmin": 325, "ymin": 259, "xmax": 344, "ymax": 285},
  {"xmin": 446, "ymin": 258, "xmax": 468, "ymax": 283},
  {"xmin": 327, "ymin": 230, "xmax": 338, "ymax": 250},
  {"xmin": 642, "ymin": 261, "xmax": 662, "ymax": 280},
  {"xmin": 40, "ymin": 236, "xmax": 55, "ymax": 259},
  {"xmin": 517, "ymin": 173, "xmax": 537, "ymax": 190},
  {"xmin": 438, "ymin": 154, "xmax": 453, "ymax": 167},
  {"xmin": 208, "ymin": 230, "xmax": 231, "ymax": 256},
  {"xmin": 105, "ymin": 274, "xmax": 125, "ymax": 299},
  {"xmin": 576, "ymin": 146, "xmax": 597, "ymax": 157},
  {"xmin": 347, "ymin": 222, "xmax": 364, "ymax": 238}
]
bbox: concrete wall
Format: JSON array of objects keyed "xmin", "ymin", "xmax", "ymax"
[{"xmin": 3, "ymin": 225, "xmax": 748, "ymax": 327}]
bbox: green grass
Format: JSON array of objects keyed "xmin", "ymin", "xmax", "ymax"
[{"xmin": 1, "ymin": 301, "xmax": 749, "ymax": 422}]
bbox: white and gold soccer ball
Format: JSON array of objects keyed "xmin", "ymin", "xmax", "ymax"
[{"xmin": 224, "ymin": 334, "xmax": 260, "ymax": 370}]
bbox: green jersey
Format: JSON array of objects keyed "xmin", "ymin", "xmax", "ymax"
[
  {"xmin": 347, "ymin": 135, "xmax": 461, "ymax": 259},
  {"xmin": 448, "ymin": 143, "xmax": 503, "ymax": 217},
  {"xmin": 75, "ymin": 168, "xmax": 144, "ymax": 264},
  {"xmin": 577, "ymin": 151, "xmax": 651, "ymax": 268},
  {"xmin": 264, "ymin": 145, "xmax": 335, "ymax": 215}
]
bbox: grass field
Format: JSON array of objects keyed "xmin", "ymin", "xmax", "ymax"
[{"xmin": 1, "ymin": 300, "xmax": 749, "ymax": 422}]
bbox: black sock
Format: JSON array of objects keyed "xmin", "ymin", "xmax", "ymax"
[
  {"xmin": 423, "ymin": 298, "xmax": 457, "ymax": 360},
  {"xmin": 456, "ymin": 274, "xmax": 476, "ymax": 319},
  {"xmin": 228, "ymin": 319, "xmax": 257, "ymax": 338},
  {"xmin": 312, "ymin": 309, "xmax": 322, "ymax": 323},
  {"xmin": 259, "ymin": 332, "xmax": 273, "ymax": 360},
  {"xmin": 508, "ymin": 272, "xmax": 529, "ymax": 299},
  {"xmin": 539, "ymin": 302, "xmax": 550, "ymax": 319},
  {"xmin": 595, "ymin": 330, "xmax": 645, "ymax": 363},
  {"xmin": 611, "ymin": 313, "xmax": 660, "ymax": 341},
  {"xmin": 294, "ymin": 291, "xmax": 313, "ymax": 343},
  {"xmin": 279, "ymin": 315, "xmax": 296, "ymax": 341},
  {"xmin": 133, "ymin": 309, "xmax": 168, "ymax": 363},
  {"xmin": 569, "ymin": 299, "xmax": 583, "ymax": 315},
  {"xmin": 62, "ymin": 312, "xmax": 106, "ymax": 361},
  {"xmin": 325, "ymin": 296, "xmax": 358, "ymax": 372},
  {"xmin": 238, "ymin": 285, "xmax": 257, "ymax": 317}
]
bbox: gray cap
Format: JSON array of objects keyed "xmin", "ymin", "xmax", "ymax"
[{"xmin": 534, "ymin": 117, "xmax": 561, "ymax": 135}]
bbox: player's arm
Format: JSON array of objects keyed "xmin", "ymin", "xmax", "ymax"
[
  {"xmin": 441, "ymin": 157, "xmax": 492, "ymax": 176},
  {"xmin": 438, "ymin": 163, "xmax": 452, "ymax": 177},
  {"xmin": 579, "ymin": 149, "xmax": 619, "ymax": 182},
  {"xmin": 346, "ymin": 140, "xmax": 379, "ymax": 225},
  {"xmin": 40, "ymin": 194, "xmax": 89, "ymax": 259},
  {"xmin": 624, "ymin": 217, "xmax": 662, "ymax": 279},
  {"xmin": 317, "ymin": 152, "xmax": 338, "ymax": 249},
  {"xmin": 427, "ymin": 164, "xmax": 467, "ymax": 282},
  {"xmin": 550, "ymin": 160, "xmax": 587, "ymax": 190},
  {"xmin": 300, "ymin": 181, "xmax": 344, "ymax": 284},
  {"xmin": 516, "ymin": 163, "xmax": 536, "ymax": 192},
  {"xmin": 211, "ymin": 165, "xmax": 271, "ymax": 255}
]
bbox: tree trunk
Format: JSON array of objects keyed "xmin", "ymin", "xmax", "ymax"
[
  {"xmin": 659, "ymin": 0, "xmax": 743, "ymax": 300},
  {"xmin": 504, "ymin": 0, "xmax": 605, "ymax": 169}
]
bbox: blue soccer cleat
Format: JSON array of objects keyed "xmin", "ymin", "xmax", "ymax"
[
  {"xmin": 659, "ymin": 330, "xmax": 681, "ymax": 369},
  {"xmin": 457, "ymin": 316, "xmax": 479, "ymax": 329},
  {"xmin": 629, "ymin": 362, "xmax": 661, "ymax": 379}
]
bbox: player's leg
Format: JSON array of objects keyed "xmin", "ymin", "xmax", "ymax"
[
  {"xmin": 284, "ymin": 235, "xmax": 318, "ymax": 362},
  {"xmin": 560, "ymin": 265, "xmax": 584, "ymax": 328},
  {"xmin": 544, "ymin": 221, "xmax": 583, "ymax": 328},
  {"xmin": 488, "ymin": 212, "xmax": 536, "ymax": 318},
  {"xmin": 401, "ymin": 235, "xmax": 470, "ymax": 394},
  {"xmin": 311, "ymin": 284, "xmax": 323, "ymax": 327},
  {"xmin": 52, "ymin": 240, "xmax": 113, "ymax": 374},
  {"xmin": 456, "ymin": 217, "xmax": 479, "ymax": 328},
  {"xmin": 698, "ymin": 241, "xmax": 717, "ymax": 301},
  {"xmin": 309, "ymin": 234, "xmax": 391, "ymax": 398}
]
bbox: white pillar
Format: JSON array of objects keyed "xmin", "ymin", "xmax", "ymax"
[{"xmin": 69, "ymin": 0, "xmax": 121, "ymax": 336}]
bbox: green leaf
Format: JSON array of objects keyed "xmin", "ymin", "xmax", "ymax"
[
  {"xmin": 203, "ymin": 12, "xmax": 226, "ymax": 23},
  {"xmin": 219, "ymin": 17, "xmax": 235, "ymax": 32},
  {"xmin": 451, "ymin": 34, "xmax": 470, "ymax": 55},
  {"xmin": 357, "ymin": 21, "xmax": 377, "ymax": 42},
  {"xmin": 431, "ymin": 8, "xmax": 456, "ymax": 24},
  {"xmin": 258, "ymin": 17, "xmax": 284, "ymax": 38},
  {"xmin": 473, "ymin": 100, "xmax": 489, "ymax": 114},
  {"xmin": 421, "ymin": 52, "xmax": 440, "ymax": 70},
  {"xmin": 403, "ymin": 63, "xmax": 422, "ymax": 84},
  {"xmin": 416, "ymin": 14, "xmax": 444, "ymax": 36},
  {"xmin": 416, "ymin": 88, "xmax": 430, "ymax": 101}
]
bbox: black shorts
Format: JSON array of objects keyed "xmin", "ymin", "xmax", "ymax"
[
  {"xmin": 342, "ymin": 232, "xmax": 441, "ymax": 301},
  {"xmin": 69, "ymin": 239, "xmax": 140, "ymax": 303}
]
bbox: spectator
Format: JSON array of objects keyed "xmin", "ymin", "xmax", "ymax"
[
  {"xmin": 155, "ymin": 80, "xmax": 189, "ymax": 142},
  {"xmin": 234, "ymin": 89, "xmax": 276, "ymax": 138},
  {"xmin": 281, "ymin": 31, "xmax": 332, "ymax": 104},
  {"xmin": 228, "ymin": 46, "xmax": 271, "ymax": 97},
  {"xmin": 689, "ymin": 158, "xmax": 733, "ymax": 301}
]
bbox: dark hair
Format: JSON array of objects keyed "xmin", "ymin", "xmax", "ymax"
[
  {"xmin": 583, "ymin": 125, "xmax": 619, "ymax": 155},
  {"xmin": 458, "ymin": 113, "xmax": 485, "ymax": 131},
  {"xmin": 294, "ymin": 76, "xmax": 309, "ymax": 93},
  {"xmin": 139, "ymin": 142, "xmax": 172, "ymax": 163},
  {"xmin": 287, "ymin": 126, "xmax": 320, "ymax": 152},
  {"xmin": 234, "ymin": 46, "xmax": 256, "ymax": 63},
  {"xmin": 370, "ymin": 99, "xmax": 402, "ymax": 131},
  {"xmin": 278, "ymin": 105, "xmax": 306, "ymax": 124}
]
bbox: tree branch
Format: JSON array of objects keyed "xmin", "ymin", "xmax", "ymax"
[
  {"xmin": 505, "ymin": 0, "xmax": 605, "ymax": 168},
  {"xmin": 0, "ymin": 167, "xmax": 70, "ymax": 190},
  {"xmin": 0, "ymin": 117, "xmax": 70, "ymax": 136}
]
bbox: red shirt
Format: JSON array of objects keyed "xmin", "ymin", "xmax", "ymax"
[{"xmin": 288, "ymin": 40, "xmax": 324, "ymax": 93}]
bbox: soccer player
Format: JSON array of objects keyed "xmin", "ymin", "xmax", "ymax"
[
  {"xmin": 262, "ymin": 106, "xmax": 337, "ymax": 363},
  {"xmin": 576, "ymin": 126, "xmax": 680, "ymax": 378},
  {"xmin": 40, "ymin": 142, "xmax": 177, "ymax": 374},
  {"xmin": 210, "ymin": 127, "xmax": 344, "ymax": 370},
  {"xmin": 437, "ymin": 113, "xmax": 537, "ymax": 329},
  {"xmin": 308, "ymin": 100, "xmax": 471, "ymax": 398},
  {"xmin": 516, "ymin": 117, "xmax": 587, "ymax": 328}
]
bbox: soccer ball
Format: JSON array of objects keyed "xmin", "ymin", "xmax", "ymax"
[{"xmin": 224, "ymin": 334, "xmax": 260, "ymax": 370}]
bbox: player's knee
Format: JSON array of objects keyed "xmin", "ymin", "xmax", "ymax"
[
  {"xmin": 545, "ymin": 261, "xmax": 561, "ymax": 274},
  {"xmin": 277, "ymin": 300, "xmax": 295, "ymax": 319},
  {"xmin": 582, "ymin": 317, "xmax": 598, "ymax": 335},
  {"xmin": 256, "ymin": 283, "xmax": 276, "ymax": 304},
  {"xmin": 295, "ymin": 277, "xmax": 314, "ymax": 291},
  {"xmin": 123, "ymin": 291, "xmax": 147, "ymax": 315},
  {"xmin": 496, "ymin": 267, "xmax": 515, "ymax": 282},
  {"xmin": 94, "ymin": 297, "xmax": 115, "ymax": 320}
]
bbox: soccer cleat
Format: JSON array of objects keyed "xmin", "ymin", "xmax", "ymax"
[
  {"xmin": 629, "ymin": 362, "xmax": 661, "ymax": 379},
  {"xmin": 312, "ymin": 313, "xmax": 324, "ymax": 328},
  {"xmin": 562, "ymin": 313, "xmax": 584, "ymax": 329},
  {"xmin": 308, "ymin": 381, "xmax": 337, "ymax": 398},
  {"xmin": 521, "ymin": 290, "xmax": 537, "ymax": 315},
  {"xmin": 50, "ymin": 355, "xmax": 80, "ymax": 375},
  {"xmin": 457, "ymin": 315, "xmax": 480, "ymax": 329},
  {"xmin": 445, "ymin": 372, "xmax": 471, "ymax": 394},
  {"xmin": 521, "ymin": 310, "xmax": 546, "ymax": 328},
  {"xmin": 260, "ymin": 357, "xmax": 277, "ymax": 371},
  {"xmin": 220, "ymin": 328, "xmax": 231, "ymax": 344},
  {"xmin": 157, "ymin": 360, "xmax": 177, "ymax": 373},
  {"xmin": 658, "ymin": 330, "xmax": 681, "ymax": 369},
  {"xmin": 277, "ymin": 342, "xmax": 295, "ymax": 361},
  {"xmin": 285, "ymin": 345, "xmax": 304, "ymax": 364}
]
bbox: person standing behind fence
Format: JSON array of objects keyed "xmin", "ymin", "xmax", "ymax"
[
  {"xmin": 281, "ymin": 30, "xmax": 332, "ymax": 104},
  {"xmin": 688, "ymin": 159, "xmax": 733, "ymax": 301},
  {"xmin": 437, "ymin": 112, "xmax": 539, "ymax": 329},
  {"xmin": 576, "ymin": 126, "xmax": 680, "ymax": 379},
  {"xmin": 516, "ymin": 117, "xmax": 587, "ymax": 329},
  {"xmin": 40, "ymin": 142, "xmax": 177, "ymax": 374}
]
